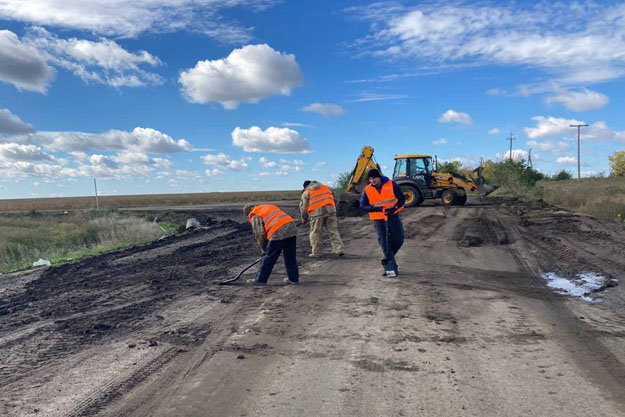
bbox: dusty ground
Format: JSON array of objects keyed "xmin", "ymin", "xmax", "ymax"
[{"xmin": 1, "ymin": 197, "xmax": 625, "ymax": 416}]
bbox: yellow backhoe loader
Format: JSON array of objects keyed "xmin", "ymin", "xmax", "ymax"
[{"xmin": 346, "ymin": 146, "xmax": 497, "ymax": 206}]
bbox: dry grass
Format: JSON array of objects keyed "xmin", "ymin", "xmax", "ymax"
[
  {"xmin": 523, "ymin": 177, "xmax": 625, "ymax": 222},
  {"xmin": 0, "ymin": 211, "xmax": 162, "ymax": 271},
  {"xmin": 0, "ymin": 190, "xmax": 301, "ymax": 212}
]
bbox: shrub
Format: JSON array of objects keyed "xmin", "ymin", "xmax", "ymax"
[
  {"xmin": 553, "ymin": 170, "xmax": 572, "ymax": 181},
  {"xmin": 609, "ymin": 150, "xmax": 625, "ymax": 177}
]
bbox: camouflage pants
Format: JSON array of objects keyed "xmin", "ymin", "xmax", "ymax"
[{"xmin": 309, "ymin": 214, "xmax": 344, "ymax": 255}]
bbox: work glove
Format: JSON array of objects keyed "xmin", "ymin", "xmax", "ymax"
[{"xmin": 301, "ymin": 218, "xmax": 309, "ymax": 225}]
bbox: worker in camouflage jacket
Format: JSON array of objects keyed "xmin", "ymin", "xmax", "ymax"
[
  {"xmin": 300, "ymin": 180, "xmax": 345, "ymax": 257},
  {"xmin": 244, "ymin": 203, "xmax": 299, "ymax": 285}
]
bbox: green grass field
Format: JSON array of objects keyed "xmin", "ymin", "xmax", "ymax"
[{"xmin": 0, "ymin": 211, "xmax": 164, "ymax": 273}]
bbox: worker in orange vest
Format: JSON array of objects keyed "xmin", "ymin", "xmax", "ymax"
[
  {"xmin": 243, "ymin": 204, "xmax": 299, "ymax": 285},
  {"xmin": 360, "ymin": 169, "xmax": 405, "ymax": 277},
  {"xmin": 300, "ymin": 180, "xmax": 345, "ymax": 257}
]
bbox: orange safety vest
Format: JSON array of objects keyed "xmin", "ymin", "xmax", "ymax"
[
  {"xmin": 248, "ymin": 204, "xmax": 294, "ymax": 239},
  {"xmin": 307, "ymin": 184, "xmax": 336, "ymax": 215},
  {"xmin": 364, "ymin": 180, "xmax": 404, "ymax": 220}
]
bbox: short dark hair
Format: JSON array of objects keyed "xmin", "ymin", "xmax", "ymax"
[
  {"xmin": 303, "ymin": 180, "xmax": 312, "ymax": 189},
  {"xmin": 367, "ymin": 169, "xmax": 381, "ymax": 178}
]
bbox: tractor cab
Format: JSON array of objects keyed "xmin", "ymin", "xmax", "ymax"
[{"xmin": 393, "ymin": 154, "xmax": 433, "ymax": 188}]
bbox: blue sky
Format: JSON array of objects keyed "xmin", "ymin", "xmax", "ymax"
[{"xmin": 2, "ymin": 0, "xmax": 625, "ymax": 199}]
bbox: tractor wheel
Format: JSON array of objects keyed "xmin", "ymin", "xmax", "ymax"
[
  {"xmin": 455, "ymin": 195, "xmax": 468, "ymax": 205},
  {"xmin": 401, "ymin": 185, "xmax": 423, "ymax": 207},
  {"xmin": 441, "ymin": 189, "xmax": 458, "ymax": 206}
]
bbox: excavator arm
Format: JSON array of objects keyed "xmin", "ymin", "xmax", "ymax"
[{"xmin": 346, "ymin": 146, "xmax": 380, "ymax": 192}]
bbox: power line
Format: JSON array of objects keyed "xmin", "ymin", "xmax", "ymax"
[{"xmin": 569, "ymin": 124, "xmax": 588, "ymax": 181}]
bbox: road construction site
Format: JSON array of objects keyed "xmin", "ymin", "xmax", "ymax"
[{"xmin": 1, "ymin": 197, "xmax": 625, "ymax": 416}]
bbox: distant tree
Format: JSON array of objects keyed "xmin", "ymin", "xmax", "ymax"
[
  {"xmin": 333, "ymin": 171, "xmax": 353, "ymax": 190},
  {"xmin": 609, "ymin": 150, "xmax": 625, "ymax": 177},
  {"xmin": 553, "ymin": 170, "xmax": 572, "ymax": 181},
  {"xmin": 437, "ymin": 160, "xmax": 463, "ymax": 174}
]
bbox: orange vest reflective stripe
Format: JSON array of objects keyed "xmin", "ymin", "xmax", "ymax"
[
  {"xmin": 307, "ymin": 184, "xmax": 336, "ymax": 214},
  {"xmin": 364, "ymin": 180, "xmax": 404, "ymax": 220},
  {"xmin": 248, "ymin": 204, "xmax": 294, "ymax": 239}
]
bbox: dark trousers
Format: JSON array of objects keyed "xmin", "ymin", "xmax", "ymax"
[
  {"xmin": 373, "ymin": 215, "xmax": 404, "ymax": 273},
  {"xmin": 256, "ymin": 236, "xmax": 299, "ymax": 283}
]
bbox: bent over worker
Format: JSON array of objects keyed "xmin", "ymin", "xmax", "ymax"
[
  {"xmin": 300, "ymin": 180, "xmax": 345, "ymax": 257},
  {"xmin": 359, "ymin": 169, "xmax": 405, "ymax": 277},
  {"xmin": 243, "ymin": 204, "xmax": 299, "ymax": 285}
]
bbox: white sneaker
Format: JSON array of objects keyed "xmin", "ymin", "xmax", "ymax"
[{"xmin": 308, "ymin": 253, "xmax": 321, "ymax": 258}]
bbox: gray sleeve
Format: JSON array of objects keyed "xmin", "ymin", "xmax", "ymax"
[{"xmin": 300, "ymin": 191, "xmax": 310, "ymax": 220}]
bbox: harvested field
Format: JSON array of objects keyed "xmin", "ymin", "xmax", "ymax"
[{"xmin": 1, "ymin": 198, "xmax": 625, "ymax": 416}]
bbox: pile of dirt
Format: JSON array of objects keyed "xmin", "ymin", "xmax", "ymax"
[{"xmin": 337, "ymin": 195, "xmax": 364, "ymax": 217}]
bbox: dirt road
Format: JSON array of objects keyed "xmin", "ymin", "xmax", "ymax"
[{"xmin": 2, "ymin": 198, "xmax": 625, "ymax": 416}]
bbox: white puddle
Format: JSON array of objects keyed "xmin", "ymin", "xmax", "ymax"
[{"xmin": 540, "ymin": 272, "xmax": 607, "ymax": 302}]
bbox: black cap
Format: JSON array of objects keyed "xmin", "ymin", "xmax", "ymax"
[
  {"xmin": 303, "ymin": 180, "xmax": 312, "ymax": 189},
  {"xmin": 367, "ymin": 169, "xmax": 381, "ymax": 178}
]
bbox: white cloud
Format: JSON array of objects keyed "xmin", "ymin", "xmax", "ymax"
[
  {"xmin": 22, "ymin": 127, "xmax": 192, "ymax": 153},
  {"xmin": 524, "ymin": 116, "xmax": 585, "ymax": 139},
  {"xmin": 0, "ymin": 143, "xmax": 52, "ymax": 162},
  {"xmin": 438, "ymin": 109, "xmax": 472, "ymax": 124},
  {"xmin": 232, "ymin": 126, "xmax": 312, "ymax": 153},
  {"xmin": 432, "ymin": 138, "xmax": 448, "ymax": 145},
  {"xmin": 526, "ymin": 140, "xmax": 570, "ymax": 154},
  {"xmin": 312, "ymin": 161, "xmax": 327, "ymax": 172},
  {"xmin": 205, "ymin": 168, "xmax": 223, "ymax": 177},
  {"xmin": 349, "ymin": 93, "xmax": 409, "ymax": 102},
  {"xmin": 557, "ymin": 156, "xmax": 577, "ymax": 165},
  {"xmin": 302, "ymin": 103, "xmax": 345, "ymax": 117},
  {"xmin": 486, "ymin": 88, "xmax": 506, "ymax": 96},
  {"xmin": 0, "ymin": 0, "xmax": 277, "ymax": 42},
  {"xmin": 179, "ymin": 44, "xmax": 303, "ymax": 109},
  {"xmin": 0, "ymin": 30, "xmax": 53, "ymax": 92},
  {"xmin": 203, "ymin": 152, "xmax": 249, "ymax": 171},
  {"xmin": 259, "ymin": 156, "xmax": 277, "ymax": 168},
  {"xmin": 350, "ymin": 3, "xmax": 625, "ymax": 85},
  {"xmin": 441, "ymin": 156, "xmax": 476, "ymax": 167},
  {"xmin": 495, "ymin": 149, "xmax": 528, "ymax": 162},
  {"xmin": 544, "ymin": 88, "xmax": 609, "ymax": 112},
  {"xmin": 281, "ymin": 122, "xmax": 313, "ymax": 128},
  {"xmin": 488, "ymin": 128, "xmax": 501, "ymax": 135},
  {"xmin": 25, "ymin": 27, "xmax": 163, "ymax": 88},
  {"xmin": 0, "ymin": 109, "xmax": 35, "ymax": 134}
]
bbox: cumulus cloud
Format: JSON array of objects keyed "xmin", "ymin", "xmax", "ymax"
[
  {"xmin": 24, "ymin": 27, "xmax": 163, "ymax": 88},
  {"xmin": 259, "ymin": 156, "xmax": 277, "ymax": 168},
  {"xmin": 232, "ymin": 126, "xmax": 312, "ymax": 153},
  {"xmin": 302, "ymin": 103, "xmax": 345, "ymax": 117},
  {"xmin": 21, "ymin": 127, "xmax": 192, "ymax": 153},
  {"xmin": 526, "ymin": 139, "xmax": 570, "ymax": 154},
  {"xmin": 0, "ymin": 0, "xmax": 277, "ymax": 42},
  {"xmin": 179, "ymin": 44, "xmax": 303, "ymax": 109},
  {"xmin": 0, "ymin": 143, "xmax": 52, "ymax": 162},
  {"xmin": 0, "ymin": 30, "xmax": 53, "ymax": 92},
  {"xmin": 0, "ymin": 109, "xmax": 35, "ymax": 134},
  {"xmin": 432, "ymin": 138, "xmax": 448, "ymax": 145},
  {"xmin": 488, "ymin": 128, "xmax": 501, "ymax": 135},
  {"xmin": 557, "ymin": 156, "xmax": 577, "ymax": 165},
  {"xmin": 495, "ymin": 149, "xmax": 528, "ymax": 162},
  {"xmin": 203, "ymin": 152, "xmax": 249, "ymax": 171},
  {"xmin": 543, "ymin": 88, "xmax": 609, "ymax": 112},
  {"xmin": 438, "ymin": 109, "xmax": 472, "ymax": 124},
  {"xmin": 349, "ymin": 3, "xmax": 625, "ymax": 85},
  {"xmin": 524, "ymin": 116, "xmax": 585, "ymax": 139}
]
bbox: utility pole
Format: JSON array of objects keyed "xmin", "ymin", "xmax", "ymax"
[
  {"xmin": 93, "ymin": 178, "xmax": 100, "ymax": 211},
  {"xmin": 528, "ymin": 148, "xmax": 533, "ymax": 168},
  {"xmin": 569, "ymin": 124, "xmax": 588, "ymax": 181},
  {"xmin": 506, "ymin": 133, "xmax": 516, "ymax": 161}
]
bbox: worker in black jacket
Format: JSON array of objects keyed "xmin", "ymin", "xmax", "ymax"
[{"xmin": 359, "ymin": 169, "xmax": 405, "ymax": 277}]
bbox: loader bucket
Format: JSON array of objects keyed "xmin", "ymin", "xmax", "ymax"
[{"xmin": 477, "ymin": 183, "xmax": 498, "ymax": 197}]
